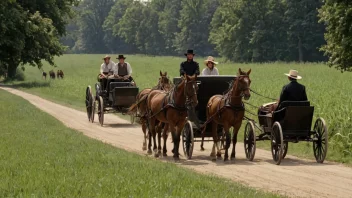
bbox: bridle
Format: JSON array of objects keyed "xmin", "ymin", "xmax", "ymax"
[{"xmin": 225, "ymin": 75, "xmax": 251, "ymax": 104}]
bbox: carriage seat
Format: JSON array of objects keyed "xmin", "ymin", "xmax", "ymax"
[
  {"xmin": 273, "ymin": 101, "xmax": 311, "ymax": 123},
  {"xmin": 276, "ymin": 101, "xmax": 310, "ymax": 111},
  {"xmin": 109, "ymin": 82, "xmax": 133, "ymax": 91}
]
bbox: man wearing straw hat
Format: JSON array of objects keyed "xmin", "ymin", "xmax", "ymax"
[
  {"xmin": 201, "ymin": 56, "xmax": 219, "ymax": 76},
  {"xmin": 260, "ymin": 69, "xmax": 308, "ymax": 113},
  {"xmin": 98, "ymin": 55, "xmax": 115, "ymax": 94}
]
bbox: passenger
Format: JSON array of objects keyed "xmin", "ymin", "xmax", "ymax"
[
  {"xmin": 99, "ymin": 55, "xmax": 115, "ymax": 94},
  {"xmin": 260, "ymin": 69, "xmax": 308, "ymax": 114},
  {"xmin": 201, "ymin": 56, "xmax": 219, "ymax": 76},
  {"xmin": 180, "ymin": 49, "xmax": 200, "ymax": 76},
  {"xmin": 113, "ymin": 55, "xmax": 134, "ymax": 84}
]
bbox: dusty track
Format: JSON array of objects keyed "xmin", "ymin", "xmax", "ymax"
[{"xmin": 1, "ymin": 86, "xmax": 352, "ymax": 198}]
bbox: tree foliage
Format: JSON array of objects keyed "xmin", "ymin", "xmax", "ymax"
[
  {"xmin": 0, "ymin": 0, "xmax": 77, "ymax": 78},
  {"xmin": 318, "ymin": 0, "xmax": 352, "ymax": 72}
]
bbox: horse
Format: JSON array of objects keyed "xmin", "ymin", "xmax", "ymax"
[
  {"xmin": 128, "ymin": 71, "xmax": 172, "ymax": 153},
  {"xmin": 147, "ymin": 74, "xmax": 198, "ymax": 159},
  {"xmin": 205, "ymin": 68, "xmax": 251, "ymax": 161},
  {"xmin": 49, "ymin": 70, "xmax": 55, "ymax": 79},
  {"xmin": 42, "ymin": 71, "xmax": 47, "ymax": 80},
  {"xmin": 57, "ymin": 70, "xmax": 64, "ymax": 79}
]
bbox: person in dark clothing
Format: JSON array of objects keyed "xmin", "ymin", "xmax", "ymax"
[
  {"xmin": 179, "ymin": 49, "xmax": 200, "ymax": 76},
  {"xmin": 278, "ymin": 70, "xmax": 307, "ymax": 106},
  {"xmin": 260, "ymin": 70, "xmax": 308, "ymax": 114}
]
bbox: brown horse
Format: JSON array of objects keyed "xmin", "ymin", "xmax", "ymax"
[
  {"xmin": 128, "ymin": 71, "xmax": 172, "ymax": 152},
  {"xmin": 147, "ymin": 74, "xmax": 198, "ymax": 159},
  {"xmin": 42, "ymin": 71, "xmax": 47, "ymax": 80},
  {"xmin": 49, "ymin": 70, "xmax": 55, "ymax": 79},
  {"xmin": 57, "ymin": 70, "xmax": 64, "ymax": 79},
  {"xmin": 205, "ymin": 68, "xmax": 252, "ymax": 161}
]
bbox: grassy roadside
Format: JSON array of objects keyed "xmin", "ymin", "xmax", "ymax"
[
  {"xmin": 5, "ymin": 54, "xmax": 352, "ymax": 164},
  {"xmin": 0, "ymin": 89, "xmax": 281, "ymax": 197}
]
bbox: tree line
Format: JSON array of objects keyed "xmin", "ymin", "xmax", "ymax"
[{"xmin": 1, "ymin": 0, "xmax": 352, "ymax": 79}]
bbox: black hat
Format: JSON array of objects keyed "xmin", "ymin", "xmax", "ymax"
[
  {"xmin": 184, "ymin": 49, "xmax": 195, "ymax": 56},
  {"xmin": 117, "ymin": 55, "xmax": 126, "ymax": 59}
]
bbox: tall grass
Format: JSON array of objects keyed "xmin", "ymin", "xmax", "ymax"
[
  {"xmin": 0, "ymin": 89, "xmax": 280, "ymax": 197},
  {"xmin": 7, "ymin": 54, "xmax": 352, "ymax": 164}
]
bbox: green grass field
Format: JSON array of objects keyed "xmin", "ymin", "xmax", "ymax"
[
  {"xmin": 0, "ymin": 89, "xmax": 280, "ymax": 197},
  {"xmin": 6, "ymin": 54, "xmax": 352, "ymax": 164}
]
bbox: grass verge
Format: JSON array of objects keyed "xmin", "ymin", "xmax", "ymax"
[{"xmin": 0, "ymin": 89, "xmax": 281, "ymax": 197}]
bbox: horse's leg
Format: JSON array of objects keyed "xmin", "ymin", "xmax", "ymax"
[
  {"xmin": 231, "ymin": 122, "xmax": 242, "ymax": 160},
  {"xmin": 152, "ymin": 124, "xmax": 158, "ymax": 157},
  {"xmin": 210, "ymin": 121, "xmax": 218, "ymax": 161},
  {"xmin": 170, "ymin": 123, "xmax": 180, "ymax": 160},
  {"xmin": 141, "ymin": 118, "xmax": 147, "ymax": 151},
  {"xmin": 162, "ymin": 123, "xmax": 169, "ymax": 156},
  {"xmin": 156, "ymin": 122, "xmax": 163, "ymax": 156},
  {"xmin": 223, "ymin": 124, "xmax": 231, "ymax": 161},
  {"xmin": 147, "ymin": 118, "xmax": 154, "ymax": 155},
  {"xmin": 200, "ymin": 133, "xmax": 205, "ymax": 151}
]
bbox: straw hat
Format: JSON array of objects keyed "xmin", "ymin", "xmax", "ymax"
[
  {"xmin": 204, "ymin": 56, "xmax": 218, "ymax": 65},
  {"xmin": 102, "ymin": 55, "xmax": 111, "ymax": 60},
  {"xmin": 285, "ymin": 70, "xmax": 302, "ymax": 80}
]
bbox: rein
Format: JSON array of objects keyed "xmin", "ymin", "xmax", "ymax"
[{"xmin": 250, "ymin": 88, "xmax": 276, "ymax": 101}]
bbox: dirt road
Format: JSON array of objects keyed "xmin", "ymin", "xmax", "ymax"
[{"xmin": 2, "ymin": 86, "xmax": 352, "ymax": 198}]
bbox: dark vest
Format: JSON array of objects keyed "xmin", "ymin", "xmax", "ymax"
[{"xmin": 117, "ymin": 63, "xmax": 128, "ymax": 76}]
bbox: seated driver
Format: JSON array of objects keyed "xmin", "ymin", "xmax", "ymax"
[
  {"xmin": 113, "ymin": 55, "xmax": 135, "ymax": 85},
  {"xmin": 99, "ymin": 55, "xmax": 115, "ymax": 94},
  {"xmin": 260, "ymin": 69, "xmax": 308, "ymax": 114}
]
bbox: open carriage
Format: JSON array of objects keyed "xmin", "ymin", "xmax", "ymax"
[
  {"xmin": 85, "ymin": 80, "xmax": 139, "ymax": 126},
  {"xmin": 173, "ymin": 76, "xmax": 237, "ymax": 159},
  {"xmin": 244, "ymin": 101, "xmax": 328, "ymax": 165}
]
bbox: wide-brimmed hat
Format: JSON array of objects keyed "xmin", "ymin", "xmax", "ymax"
[
  {"xmin": 285, "ymin": 70, "xmax": 302, "ymax": 80},
  {"xmin": 184, "ymin": 49, "xmax": 195, "ymax": 56},
  {"xmin": 204, "ymin": 56, "xmax": 218, "ymax": 65},
  {"xmin": 117, "ymin": 55, "xmax": 126, "ymax": 59},
  {"xmin": 102, "ymin": 55, "xmax": 111, "ymax": 60}
]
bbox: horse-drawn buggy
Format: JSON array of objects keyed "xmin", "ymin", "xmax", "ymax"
[
  {"xmin": 173, "ymin": 75, "xmax": 238, "ymax": 159},
  {"xmin": 243, "ymin": 101, "xmax": 328, "ymax": 165},
  {"xmin": 85, "ymin": 79, "xmax": 139, "ymax": 126}
]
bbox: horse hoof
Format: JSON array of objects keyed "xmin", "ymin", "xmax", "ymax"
[
  {"xmin": 217, "ymin": 156, "xmax": 222, "ymax": 160},
  {"xmin": 224, "ymin": 157, "xmax": 229, "ymax": 162},
  {"xmin": 142, "ymin": 146, "xmax": 147, "ymax": 151},
  {"xmin": 158, "ymin": 150, "xmax": 162, "ymax": 155},
  {"xmin": 163, "ymin": 153, "xmax": 168, "ymax": 157},
  {"xmin": 147, "ymin": 150, "xmax": 152, "ymax": 155},
  {"xmin": 230, "ymin": 154, "xmax": 236, "ymax": 161},
  {"xmin": 173, "ymin": 156, "xmax": 180, "ymax": 162},
  {"xmin": 200, "ymin": 147, "xmax": 205, "ymax": 151},
  {"xmin": 172, "ymin": 149, "xmax": 175, "ymax": 154},
  {"xmin": 211, "ymin": 157, "xmax": 217, "ymax": 162},
  {"xmin": 154, "ymin": 153, "xmax": 159, "ymax": 158}
]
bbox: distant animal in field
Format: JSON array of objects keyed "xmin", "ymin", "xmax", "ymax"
[
  {"xmin": 57, "ymin": 70, "xmax": 64, "ymax": 79},
  {"xmin": 42, "ymin": 71, "xmax": 47, "ymax": 80},
  {"xmin": 49, "ymin": 70, "xmax": 56, "ymax": 79}
]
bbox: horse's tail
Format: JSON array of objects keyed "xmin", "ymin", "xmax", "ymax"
[{"xmin": 128, "ymin": 93, "xmax": 149, "ymax": 114}]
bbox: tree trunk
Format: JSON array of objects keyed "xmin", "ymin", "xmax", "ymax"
[
  {"xmin": 298, "ymin": 36, "xmax": 303, "ymax": 62},
  {"xmin": 7, "ymin": 64, "xmax": 18, "ymax": 79}
]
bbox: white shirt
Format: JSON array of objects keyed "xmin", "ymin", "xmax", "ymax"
[
  {"xmin": 114, "ymin": 62, "xmax": 132, "ymax": 76},
  {"xmin": 100, "ymin": 61, "xmax": 115, "ymax": 74},
  {"xmin": 201, "ymin": 67, "xmax": 219, "ymax": 76}
]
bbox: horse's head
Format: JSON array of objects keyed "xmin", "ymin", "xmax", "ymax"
[
  {"xmin": 183, "ymin": 74, "xmax": 198, "ymax": 106},
  {"xmin": 237, "ymin": 68, "xmax": 252, "ymax": 100},
  {"xmin": 159, "ymin": 71, "xmax": 172, "ymax": 91}
]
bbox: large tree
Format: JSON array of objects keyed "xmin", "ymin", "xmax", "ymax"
[
  {"xmin": 0, "ymin": 0, "xmax": 77, "ymax": 78},
  {"xmin": 319, "ymin": 0, "xmax": 352, "ymax": 72},
  {"xmin": 175, "ymin": 0, "xmax": 216, "ymax": 56},
  {"xmin": 103, "ymin": 0, "xmax": 136, "ymax": 54}
]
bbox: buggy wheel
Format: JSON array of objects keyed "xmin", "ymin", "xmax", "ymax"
[
  {"xmin": 271, "ymin": 122, "xmax": 284, "ymax": 165},
  {"xmin": 244, "ymin": 121, "xmax": 256, "ymax": 161},
  {"xmin": 91, "ymin": 100, "xmax": 96, "ymax": 123},
  {"xmin": 130, "ymin": 114, "xmax": 135, "ymax": 124},
  {"xmin": 85, "ymin": 86, "xmax": 93, "ymax": 121},
  {"xmin": 97, "ymin": 96, "xmax": 104, "ymax": 126},
  {"xmin": 182, "ymin": 121, "xmax": 194, "ymax": 159},
  {"xmin": 313, "ymin": 118, "xmax": 328, "ymax": 163},
  {"xmin": 282, "ymin": 141, "xmax": 288, "ymax": 159}
]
